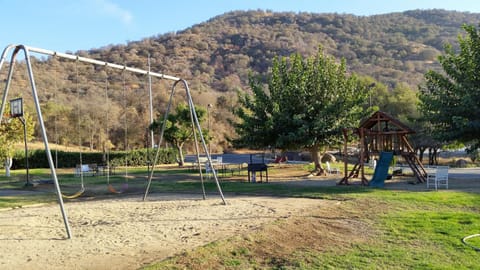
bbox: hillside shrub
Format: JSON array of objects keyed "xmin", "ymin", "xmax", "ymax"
[{"xmin": 11, "ymin": 148, "xmax": 176, "ymax": 169}]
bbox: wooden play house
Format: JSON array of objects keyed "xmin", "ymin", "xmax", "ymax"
[{"xmin": 339, "ymin": 111, "xmax": 427, "ymax": 185}]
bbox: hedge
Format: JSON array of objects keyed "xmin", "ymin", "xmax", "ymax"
[{"xmin": 11, "ymin": 148, "xmax": 177, "ymax": 169}]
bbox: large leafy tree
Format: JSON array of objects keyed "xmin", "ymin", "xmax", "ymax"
[
  {"xmin": 419, "ymin": 24, "xmax": 480, "ymax": 150},
  {"xmin": 151, "ymin": 103, "xmax": 208, "ymax": 166},
  {"xmin": 235, "ymin": 47, "xmax": 369, "ymax": 173},
  {"xmin": 0, "ymin": 107, "xmax": 35, "ymax": 176}
]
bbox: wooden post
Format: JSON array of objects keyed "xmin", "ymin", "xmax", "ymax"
[
  {"xmin": 339, "ymin": 128, "xmax": 349, "ymax": 185},
  {"xmin": 359, "ymin": 127, "xmax": 368, "ymax": 185}
]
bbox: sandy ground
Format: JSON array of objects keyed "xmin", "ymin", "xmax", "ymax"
[{"xmin": 0, "ymin": 193, "xmax": 330, "ymax": 270}]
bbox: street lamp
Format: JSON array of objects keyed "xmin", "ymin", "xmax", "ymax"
[
  {"xmin": 207, "ymin": 103, "xmax": 212, "ymax": 153},
  {"xmin": 10, "ymin": 98, "xmax": 31, "ymax": 186}
]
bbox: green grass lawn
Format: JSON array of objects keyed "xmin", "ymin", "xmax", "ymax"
[{"xmin": 143, "ymin": 186, "xmax": 480, "ymax": 270}]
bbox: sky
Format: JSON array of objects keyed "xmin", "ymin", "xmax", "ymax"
[{"xmin": 1, "ymin": 0, "xmax": 480, "ymax": 53}]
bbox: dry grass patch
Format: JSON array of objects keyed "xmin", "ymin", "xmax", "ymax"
[{"xmin": 149, "ymin": 199, "xmax": 374, "ymax": 269}]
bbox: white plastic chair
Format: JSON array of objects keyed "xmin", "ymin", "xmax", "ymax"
[
  {"xmin": 326, "ymin": 161, "xmax": 340, "ymax": 174},
  {"xmin": 426, "ymin": 166, "xmax": 449, "ymax": 190}
]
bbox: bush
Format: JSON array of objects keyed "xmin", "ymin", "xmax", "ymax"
[{"xmin": 11, "ymin": 148, "xmax": 177, "ymax": 169}]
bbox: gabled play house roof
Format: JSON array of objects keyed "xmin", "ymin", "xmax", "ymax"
[{"xmin": 359, "ymin": 111, "xmax": 415, "ymax": 134}]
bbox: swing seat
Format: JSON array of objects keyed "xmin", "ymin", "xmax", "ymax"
[
  {"xmin": 108, "ymin": 183, "xmax": 129, "ymax": 194},
  {"xmin": 62, "ymin": 186, "xmax": 85, "ymax": 199}
]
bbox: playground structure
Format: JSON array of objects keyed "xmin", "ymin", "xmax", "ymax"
[
  {"xmin": 339, "ymin": 111, "xmax": 427, "ymax": 186},
  {"xmin": 0, "ymin": 44, "xmax": 226, "ymax": 239}
]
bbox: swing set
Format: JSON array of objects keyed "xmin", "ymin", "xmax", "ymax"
[
  {"xmin": 52, "ymin": 58, "xmax": 130, "ymax": 198},
  {"xmin": 0, "ymin": 44, "xmax": 226, "ymax": 239}
]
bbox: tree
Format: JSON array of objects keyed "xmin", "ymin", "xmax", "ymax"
[
  {"xmin": 0, "ymin": 108, "xmax": 35, "ymax": 176},
  {"xmin": 386, "ymin": 83, "xmax": 419, "ymax": 123},
  {"xmin": 408, "ymin": 119, "xmax": 443, "ymax": 165},
  {"xmin": 235, "ymin": 47, "xmax": 369, "ymax": 174},
  {"xmin": 419, "ymin": 24, "xmax": 480, "ymax": 150},
  {"xmin": 150, "ymin": 103, "xmax": 208, "ymax": 166}
]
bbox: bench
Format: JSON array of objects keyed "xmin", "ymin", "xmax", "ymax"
[{"xmin": 74, "ymin": 164, "xmax": 98, "ymax": 177}]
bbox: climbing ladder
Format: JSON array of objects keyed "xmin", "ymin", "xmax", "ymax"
[{"xmin": 401, "ymin": 137, "xmax": 427, "ymax": 183}]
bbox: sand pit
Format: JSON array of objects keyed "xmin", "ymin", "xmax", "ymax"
[{"xmin": 0, "ymin": 194, "xmax": 328, "ymax": 270}]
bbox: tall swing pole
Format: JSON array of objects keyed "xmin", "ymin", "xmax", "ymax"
[
  {"xmin": 147, "ymin": 54, "xmax": 155, "ymax": 149},
  {"xmin": 143, "ymin": 79, "xmax": 177, "ymax": 201},
  {"xmin": 187, "ymin": 90, "xmax": 207, "ymax": 200},
  {"xmin": 74, "ymin": 58, "xmax": 86, "ymax": 196},
  {"xmin": 0, "ymin": 45, "xmax": 72, "ymax": 239},
  {"xmin": 143, "ymin": 79, "xmax": 226, "ymax": 205},
  {"xmin": 122, "ymin": 68, "xmax": 129, "ymax": 178},
  {"xmin": 25, "ymin": 47, "xmax": 73, "ymax": 238},
  {"xmin": 184, "ymin": 80, "xmax": 226, "ymax": 204}
]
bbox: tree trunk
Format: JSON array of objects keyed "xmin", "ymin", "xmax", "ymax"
[
  {"xmin": 4, "ymin": 157, "xmax": 12, "ymax": 177},
  {"xmin": 428, "ymin": 147, "xmax": 439, "ymax": 165},
  {"xmin": 310, "ymin": 144, "xmax": 325, "ymax": 176},
  {"xmin": 428, "ymin": 147, "xmax": 433, "ymax": 165},
  {"xmin": 176, "ymin": 143, "xmax": 185, "ymax": 167},
  {"xmin": 418, "ymin": 147, "xmax": 426, "ymax": 162},
  {"xmin": 432, "ymin": 147, "xmax": 438, "ymax": 165}
]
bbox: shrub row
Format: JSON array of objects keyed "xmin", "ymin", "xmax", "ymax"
[{"xmin": 11, "ymin": 148, "xmax": 177, "ymax": 169}]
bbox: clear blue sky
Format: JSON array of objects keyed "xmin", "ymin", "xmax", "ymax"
[{"xmin": 1, "ymin": 0, "xmax": 480, "ymax": 53}]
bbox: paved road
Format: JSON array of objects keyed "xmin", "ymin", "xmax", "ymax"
[
  {"xmin": 188, "ymin": 154, "xmax": 480, "ymax": 179},
  {"xmin": 185, "ymin": 153, "xmax": 269, "ymax": 164},
  {"xmin": 447, "ymin": 167, "xmax": 480, "ymax": 180}
]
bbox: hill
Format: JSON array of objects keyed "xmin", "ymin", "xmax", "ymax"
[
  {"xmin": 94, "ymin": 9, "xmax": 480, "ymax": 89},
  {"xmin": 1, "ymin": 9, "xmax": 479, "ymax": 152}
]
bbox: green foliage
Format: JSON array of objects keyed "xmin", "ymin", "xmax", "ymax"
[
  {"xmin": 443, "ymin": 141, "xmax": 465, "ymax": 150},
  {"xmin": 11, "ymin": 148, "xmax": 176, "ymax": 169},
  {"xmin": 109, "ymin": 148, "xmax": 176, "ymax": 167},
  {"xmin": 151, "ymin": 103, "xmax": 208, "ymax": 148},
  {"xmin": 233, "ymin": 74, "xmax": 275, "ymax": 149},
  {"xmin": 150, "ymin": 103, "xmax": 208, "ymax": 164},
  {"xmin": 235, "ymin": 47, "xmax": 368, "ymax": 159},
  {"xmin": 419, "ymin": 24, "xmax": 480, "ymax": 150},
  {"xmin": 466, "ymin": 148, "xmax": 480, "ymax": 162},
  {"xmin": 386, "ymin": 83, "xmax": 419, "ymax": 123},
  {"xmin": 0, "ymin": 108, "xmax": 35, "ymax": 163}
]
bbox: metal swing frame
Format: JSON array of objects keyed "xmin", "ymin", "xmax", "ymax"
[
  {"xmin": 0, "ymin": 44, "xmax": 226, "ymax": 239},
  {"xmin": 142, "ymin": 79, "xmax": 226, "ymax": 205}
]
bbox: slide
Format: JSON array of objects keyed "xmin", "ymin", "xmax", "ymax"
[{"xmin": 368, "ymin": 152, "xmax": 394, "ymax": 188}]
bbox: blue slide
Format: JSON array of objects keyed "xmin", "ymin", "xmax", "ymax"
[{"xmin": 368, "ymin": 152, "xmax": 394, "ymax": 188}]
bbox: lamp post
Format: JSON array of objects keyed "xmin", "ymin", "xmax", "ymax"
[
  {"xmin": 145, "ymin": 127, "xmax": 152, "ymax": 175},
  {"xmin": 207, "ymin": 103, "xmax": 212, "ymax": 153},
  {"xmin": 10, "ymin": 98, "xmax": 31, "ymax": 186}
]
